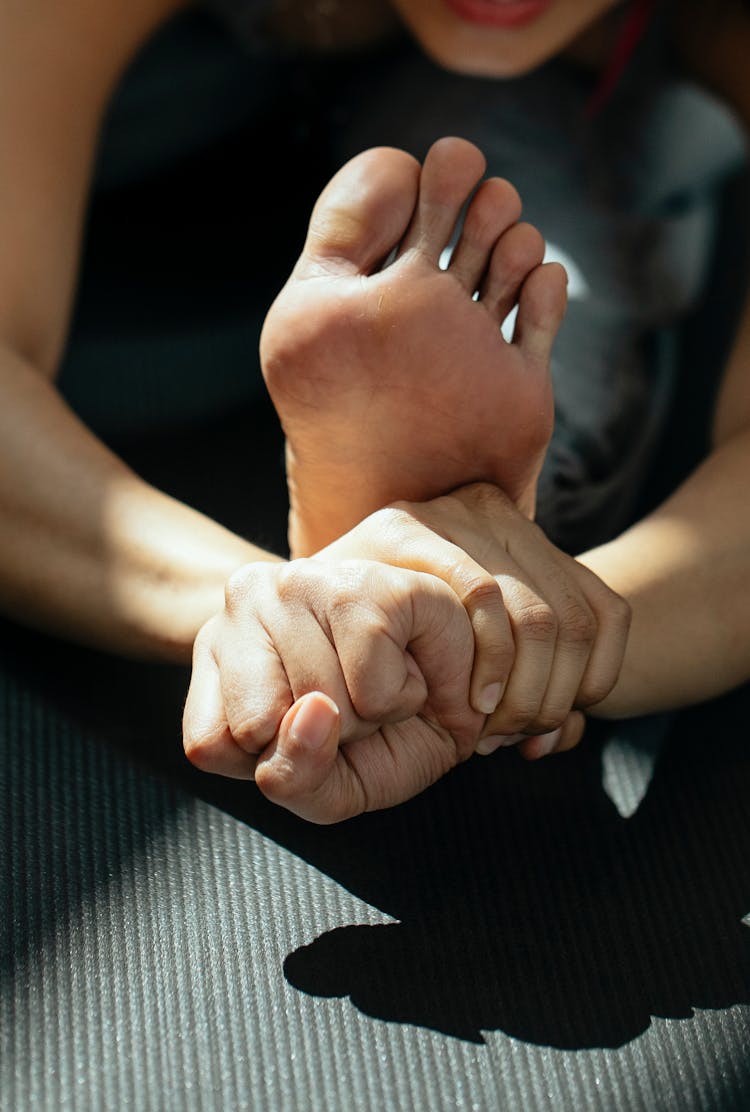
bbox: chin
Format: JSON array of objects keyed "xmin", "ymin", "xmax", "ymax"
[{"xmin": 417, "ymin": 35, "xmax": 550, "ymax": 79}]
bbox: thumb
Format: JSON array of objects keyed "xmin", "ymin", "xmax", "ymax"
[{"xmin": 254, "ymin": 692, "xmax": 344, "ymax": 820}]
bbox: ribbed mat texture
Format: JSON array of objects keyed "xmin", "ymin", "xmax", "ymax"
[{"xmin": 1, "ymin": 629, "xmax": 748, "ymax": 1111}]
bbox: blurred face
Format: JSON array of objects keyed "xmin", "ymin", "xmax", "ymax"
[{"xmin": 389, "ymin": 0, "xmax": 622, "ymax": 77}]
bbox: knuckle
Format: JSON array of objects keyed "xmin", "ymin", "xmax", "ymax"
[
  {"xmin": 378, "ymin": 501, "xmax": 410, "ymax": 521},
  {"xmin": 461, "ymin": 481, "xmax": 504, "ymax": 515},
  {"xmin": 589, "ymin": 577, "xmax": 631, "ymax": 631},
  {"xmin": 371, "ymin": 503, "xmax": 418, "ymax": 537},
  {"xmin": 183, "ymin": 728, "xmax": 219, "ymax": 771},
  {"xmin": 258, "ymin": 765, "xmax": 353, "ymax": 825},
  {"xmin": 516, "ymin": 603, "xmax": 557, "ymax": 643},
  {"xmin": 327, "ymin": 569, "xmax": 378, "ymax": 624},
  {"xmin": 255, "ymin": 757, "xmax": 297, "ymax": 803},
  {"xmin": 610, "ymin": 592, "xmax": 632, "ymax": 631},
  {"xmin": 558, "ymin": 602, "xmax": 597, "ymax": 645},
  {"xmin": 275, "ymin": 558, "xmax": 315, "ymax": 602},
  {"xmin": 224, "ymin": 562, "xmax": 280, "ymax": 611},
  {"xmin": 461, "ymin": 572, "xmax": 503, "ymax": 612},
  {"xmin": 349, "ymin": 684, "xmax": 388, "ymax": 724},
  {"xmin": 232, "ymin": 688, "xmax": 291, "ymax": 749},
  {"xmin": 224, "ymin": 565, "xmax": 254, "ymax": 611},
  {"xmin": 229, "ymin": 712, "xmax": 266, "ymax": 749},
  {"xmin": 192, "ymin": 618, "xmax": 218, "ymax": 658}
]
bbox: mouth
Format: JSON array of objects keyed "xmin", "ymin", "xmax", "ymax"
[{"xmin": 442, "ymin": 0, "xmax": 553, "ymax": 30}]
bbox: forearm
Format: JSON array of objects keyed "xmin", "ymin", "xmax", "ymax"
[
  {"xmin": 1, "ymin": 346, "xmax": 279, "ymax": 661},
  {"xmin": 580, "ymin": 429, "xmax": 750, "ymax": 718}
]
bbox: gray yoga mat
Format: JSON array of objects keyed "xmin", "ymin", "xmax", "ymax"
[
  {"xmin": 1, "ymin": 602, "xmax": 749, "ymax": 1111},
  {"xmin": 4, "ymin": 11, "xmax": 749, "ymax": 1108},
  {"xmin": 1, "ymin": 396, "xmax": 749, "ymax": 1112}
]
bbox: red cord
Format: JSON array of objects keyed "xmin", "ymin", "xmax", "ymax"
[{"xmin": 586, "ymin": 0, "xmax": 660, "ymax": 118}]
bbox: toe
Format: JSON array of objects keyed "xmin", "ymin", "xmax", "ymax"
[
  {"xmin": 300, "ymin": 147, "xmax": 420, "ymax": 277},
  {"xmin": 397, "ymin": 136, "xmax": 487, "ymax": 264},
  {"xmin": 480, "ymin": 222, "xmax": 546, "ymax": 324},
  {"xmin": 448, "ymin": 177, "xmax": 522, "ymax": 293},
  {"xmin": 513, "ymin": 262, "xmax": 569, "ymax": 364}
]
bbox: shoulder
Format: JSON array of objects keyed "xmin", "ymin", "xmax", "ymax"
[{"xmin": 671, "ymin": 1, "xmax": 750, "ymax": 128}]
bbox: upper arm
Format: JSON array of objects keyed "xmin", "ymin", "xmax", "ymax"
[
  {"xmin": 672, "ymin": 2, "xmax": 750, "ymax": 443},
  {"xmin": 0, "ymin": 0, "xmax": 190, "ymax": 377}
]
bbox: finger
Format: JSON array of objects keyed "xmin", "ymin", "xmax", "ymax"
[
  {"xmin": 341, "ymin": 715, "xmax": 461, "ymax": 812},
  {"xmin": 406, "ymin": 574, "xmax": 486, "ymax": 758},
  {"xmin": 341, "ymin": 512, "xmax": 516, "ymax": 719},
  {"xmin": 255, "ymin": 692, "xmax": 369, "ymax": 824},
  {"xmin": 526, "ymin": 581, "xmax": 597, "ymax": 734},
  {"xmin": 553, "ymin": 711, "xmax": 588, "ymax": 753},
  {"xmin": 517, "ymin": 710, "xmax": 586, "ymax": 760},
  {"xmin": 268, "ymin": 563, "xmax": 411, "ymax": 741},
  {"xmin": 475, "ymin": 731, "xmax": 524, "ymax": 756},
  {"xmin": 484, "ymin": 573, "xmax": 557, "ymax": 735},
  {"xmin": 183, "ymin": 629, "xmax": 257, "ymax": 780},
  {"xmin": 334, "ymin": 629, "xmax": 429, "ymax": 726},
  {"xmin": 219, "ymin": 567, "xmax": 299, "ymax": 753},
  {"xmin": 570, "ymin": 561, "xmax": 632, "ymax": 707},
  {"xmin": 222, "ymin": 567, "xmax": 367, "ymax": 749},
  {"xmin": 498, "ymin": 523, "xmax": 596, "ymax": 734},
  {"xmin": 217, "ymin": 618, "xmax": 297, "ymax": 756},
  {"xmin": 396, "ymin": 498, "xmax": 586, "ymax": 733},
  {"xmin": 460, "ymin": 573, "xmax": 515, "ymax": 718},
  {"xmin": 260, "ymin": 607, "xmax": 369, "ymax": 738},
  {"xmin": 324, "ymin": 568, "xmax": 428, "ymax": 725},
  {"xmin": 408, "ymin": 553, "xmax": 515, "ymax": 719}
]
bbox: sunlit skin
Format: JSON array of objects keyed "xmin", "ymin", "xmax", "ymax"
[{"xmin": 4, "ymin": 0, "xmax": 750, "ymax": 826}]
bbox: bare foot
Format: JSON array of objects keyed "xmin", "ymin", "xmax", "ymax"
[{"xmin": 260, "ymin": 136, "xmax": 567, "ymax": 556}]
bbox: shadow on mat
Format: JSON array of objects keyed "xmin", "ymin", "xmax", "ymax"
[
  {"xmin": 279, "ymin": 706, "xmax": 750, "ymax": 1048},
  {"xmin": 108, "ymin": 650, "xmax": 750, "ymax": 1049},
  {"xmin": 2, "ymin": 386, "xmax": 748, "ymax": 1052},
  {"xmin": 3, "ymin": 601, "xmax": 749, "ymax": 1051}
]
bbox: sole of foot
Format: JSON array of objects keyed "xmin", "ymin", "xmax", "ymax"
[{"xmin": 260, "ymin": 136, "xmax": 567, "ymax": 556}]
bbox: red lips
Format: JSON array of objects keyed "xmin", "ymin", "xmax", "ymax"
[{"xmin": 443, "ymin": 0, "xmax": 553, "ymax": 30}]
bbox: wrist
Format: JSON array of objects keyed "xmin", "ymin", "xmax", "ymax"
[{"xmin": 92, "ymin": 480, "xmax": 283, "ymax": 663}]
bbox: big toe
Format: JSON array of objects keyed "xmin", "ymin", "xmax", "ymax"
[{"xmin": 299, "ymin": 147, "xmax": 421, "ymax": 277}]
